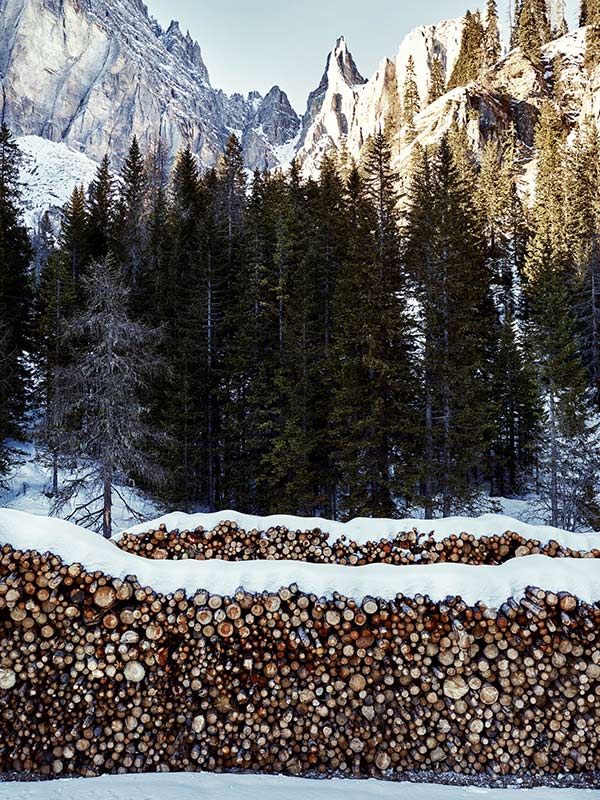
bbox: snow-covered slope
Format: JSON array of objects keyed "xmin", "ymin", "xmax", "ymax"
[
  {"xmin": 0, "ymin": 772, "xmax": 594, "ymax": 800},
  {"xmin": 17, "ymin": 136, "xmax": 99, "ymax": 230},
  {"xmin": 2, "ymin": 508, "xmax": 600, "ymax": 605}
]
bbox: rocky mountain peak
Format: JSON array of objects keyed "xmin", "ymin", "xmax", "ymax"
[
  {"xmin": 161, "ymin": 19, "xmax": 210, "ymax": 84},
  {"xmin": 241, "ymin": 86, "xmax": 300, "ymax": 171},
  {"xmin": 327, "ymin": 35, "xmax": 366, "ymax": 89}
]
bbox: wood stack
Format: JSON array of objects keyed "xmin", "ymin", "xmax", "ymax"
[
  {"xmin": 2, "ymin": 538, "xmax": 600, "ymax": 780},
  {"xmin": 116, "ymin": 521, "xmax": 600, "ymax": 566}
]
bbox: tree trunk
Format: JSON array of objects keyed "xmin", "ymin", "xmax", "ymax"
[
  {"xmin": 548, "ymin": 382, "xmax": 559, "ymax": 527},
  {"xmin": 102, "ymin": 465, "xmax": 112, "ymax": 539}
]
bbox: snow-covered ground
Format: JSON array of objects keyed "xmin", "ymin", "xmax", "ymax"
[
  {"xmin": 0, "ymin": 773, "xmax": 596, "ymax": 800},
  {"xmin": 0, "ymin": 442, "xmax": 161, "ymax": 533},
  {"xmin": 2, "ymin": 508, "xmax": 600, "ymax": 605}
]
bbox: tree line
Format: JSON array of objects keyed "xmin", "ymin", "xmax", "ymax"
[{"xmin": 1, "ymin": 93, "xmax": 600, "ymax": 533}]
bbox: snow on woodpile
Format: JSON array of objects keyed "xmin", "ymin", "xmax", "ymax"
[
  {"xmin": 120, "ymin": 509, "xmax": 600, "ymax": 551},
  {"xmin": 1, "ymin": 509, "xmax": 600, "ymax": 605},
  {"xmin": 116, "ymin": 517, "xmax": 600, "ymax": 568}
]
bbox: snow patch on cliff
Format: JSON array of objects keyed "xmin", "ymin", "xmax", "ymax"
[{"xmin": 17, "ymin": 136, "xmax": 99, "ymax": 230}]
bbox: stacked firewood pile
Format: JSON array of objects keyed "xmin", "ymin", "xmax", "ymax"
[
  {"xmin": 116, "ymin": 521, "xmax": 600, "ymax": 565},
  {"xmin": 2, "ymin": 538, "xmax": 600, "ymax": 780}
]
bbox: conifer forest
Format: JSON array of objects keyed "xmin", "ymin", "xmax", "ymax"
[{"xmin": 1, "ymin": 0, "xmax": 600, "ymax": 538}]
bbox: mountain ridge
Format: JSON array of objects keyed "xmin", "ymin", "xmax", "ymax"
[{"xmin": 3, "ymin": 0, "xmax": 599, "ymax": 224}]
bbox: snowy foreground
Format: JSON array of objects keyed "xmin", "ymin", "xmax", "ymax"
[
  {"xmin": 0, "ymin": 774, "xmax": 597, "ymax": 800},
  {"xmin": 2, "ymin": 508, "xmax": 600, "ymax": 606}
]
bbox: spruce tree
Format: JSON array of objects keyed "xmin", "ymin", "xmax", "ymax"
[
  {"xmin": 258, "ymin": 166, "xmax": 328, "ymax": 515},
  {"xmin": 565, "ymin": 119, "xmax": 600, "ymax": 401},
  {"xmin": 484, "ymin": 0, "xmax": 502, "ymax": 67},
  {"xmin": 60, "ymin": 185, "xmax": 89, "ymax": 297},
  {"xmin": 0, "ymin": 321, "xmax": 13, "ymax": 483},
  {"xmin": 158, "ymin": 147, "xmax": 208, "ymax": 509},
  {"xmin": 524, "ymin": 102, "xmax": 600, "ymax": 528},
  {"xmin": 0, "ymin": 123, "xmax": 32, "ymax": 456},
  {"xmin": 448, "ymin": 11, "xmax": 485, "ymax": 89},
  {"xmin": 404, "ymin": 136, "xmax": 495, "ymax": 516},
  {"xmin": 145, "ymin": 137, "xmax": 170, "ymax": 323},
  {"xmin": 428, "ymin": 57, "xmax": 446, "ymax": 105},
  {"xmin": 212, "ymin": 135, "xmax": 247, "ymax": 504},
  {"xmin": 114, "ymin": 136, "xmax": 148, "ymax": 296},
  {"xmin": 221, "ymin": 170, "xmax": 285, "ymax": 511},
  {"xmin": 477, "ymin": 133, "xmax": 541, "ymax": 494},
  {"xmin": 51, "ymin": 256, "xmax": 164, "ymax": 538},
  {"xmin": 34, "ymin": 249, "xmax": 77, "ymax": 496},
  {"xmin": 517, "ymin": 0, "xmax": 545, "ymax": 65},
  {"xmin": 332, "ymin": 130, "xmax": 417, "ymax": 517},
  {"xmin": 585, "ymin": 0, "xmax": 600, "ymax": 72},
  {"xmin": 402, "ymin": 56, "xmax": 421, "ymax": 142},
  {"xmin": 86, "ymin": 155, "xmax": 115, "ymax": 261}
]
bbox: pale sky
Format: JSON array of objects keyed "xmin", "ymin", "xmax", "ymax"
[{"xmin": 147, "ymin": 0, "xmax": 579, "ymax": 113}]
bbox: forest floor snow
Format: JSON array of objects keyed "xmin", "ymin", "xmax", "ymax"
[
  {"xmin": 0, "ymin": 772, "xmax": 598, "ymax": 799},
  {"xmin": 0, "ymin": 441, "xmax": 161, "ymax": 532}
]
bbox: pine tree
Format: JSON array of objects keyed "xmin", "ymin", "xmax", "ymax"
[
  {"xmin": 114, "ymin": 137, "xmax": 148, "ymax": 295},
  {"xmin": 0, "ymin": 123, "xmax": 32, "ymax": 456},
  {"xmin": 331, "ymin": 131, "xmax": 417, "ymax": 518},
  {"xmin": 448, "ymin": 11, "xmax": 485, "ymax": 89},
  {"xmin": 86, "ymin": 155, "xmax": 115, "ymax": 261},
  {"xmin": 428, "ymin": 57, "xmax": 447, "ymax": 105},
  {"xmin": 51, "ymin": 256, "xmax": 164, "ymax": 538},
  {"xmin": 484, "ymin": 0, "xmax": 502, "ymax": 67},
  {"xmin": 404, "ymin": 137, "xmax": 495, "ymax": 516},
  {"xmin": 402, "ymin": 56, "xmax": 421, "ymax": 142}
]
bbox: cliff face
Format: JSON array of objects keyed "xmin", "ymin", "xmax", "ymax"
[
  {"xmin": 0, "ymin": 0, "xmax": 299, "ymax": 171},
  {"xmin": 394, "ymin": 28, "xmax": 590, "ymax": 178}
]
